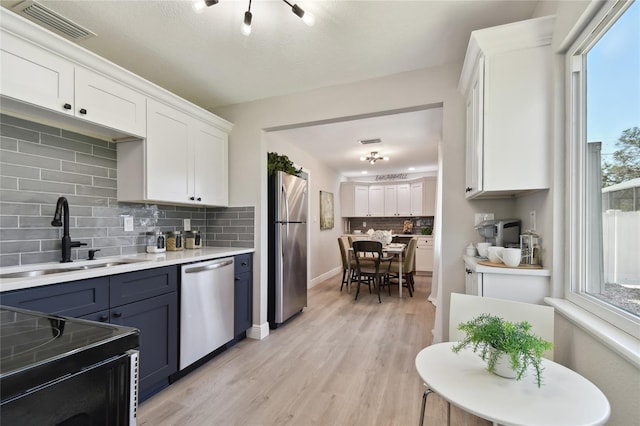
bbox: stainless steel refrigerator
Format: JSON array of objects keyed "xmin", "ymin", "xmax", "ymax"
[{"xmin": 268, "ymin": 170, "xmax": 308, "ymax": 328}]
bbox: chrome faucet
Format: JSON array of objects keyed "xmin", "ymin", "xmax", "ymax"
[{"xmin": 51, "ymin": 197, "xmax": 86, "ymax": 263}]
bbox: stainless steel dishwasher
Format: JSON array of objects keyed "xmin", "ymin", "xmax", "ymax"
[{"xmin": 180, "ymin": 257, "xmax": 235, "ymax": 370}]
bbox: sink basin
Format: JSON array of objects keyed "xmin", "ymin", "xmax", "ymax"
[
  {"xmin": 0, "ymin": 268, "xmax": 78, "ymax": 279},
  {"xmin": 0, "ymin": 258, "xmax": 150, "ymax": 279}
]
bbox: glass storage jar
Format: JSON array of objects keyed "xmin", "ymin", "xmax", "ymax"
[
  {"xmin": 166, "ymin": 231, "xmax": 184, "ymax": 251},
  {"xmin": 146, "ymin": 231, "xmax": 166, "ymax": 253},
  {"xmin": 185, "ymin": 230, "xmax": 202, "ymax": 249}
]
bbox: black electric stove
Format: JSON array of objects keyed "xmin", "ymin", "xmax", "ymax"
[{"xmin": 0, "ymin": 305, "xmax": 140, "ymax": 425}]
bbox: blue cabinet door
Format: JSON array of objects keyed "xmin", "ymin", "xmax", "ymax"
[{"xmin": 110, "ymin": 292, "xmax": 178, "ymax": 401}]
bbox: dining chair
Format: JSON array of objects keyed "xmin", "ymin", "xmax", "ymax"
[
  {"xmin": 418, "ymin": 293, "xmax": 555, "ymax": 426},
  {"xmin": 387, "ymin": 237, "xmax": 417, "ymax": 297},
  {"xmin": 337, "ymin": 237, "xmax": 357, "ymax": 291},
  {"xmin": 352, "ymin": 240, "xmax": 393, "ymax": 303}
]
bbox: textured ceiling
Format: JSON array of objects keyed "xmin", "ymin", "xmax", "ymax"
[{"xmin": 1, "ymin": 0, "xmax": 539, "ymax": 176}]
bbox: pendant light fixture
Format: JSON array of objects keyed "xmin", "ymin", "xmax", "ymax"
[
  {"xmin": 241, "ymin": 0, "xmax": 252, "ymax": 36},
  {"xmin": 193, "ymin": 0, "xmax": 315, "ymax": 34},
  {"xmin": 360, "ymin": 152, "xmax": 390, "ymax": 165}
]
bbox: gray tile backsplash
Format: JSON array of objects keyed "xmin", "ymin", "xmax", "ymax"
[{"xmin": 0, "ymin": 114, "xmax": 254, "ymax": 267}]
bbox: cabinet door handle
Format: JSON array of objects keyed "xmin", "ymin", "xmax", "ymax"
[
  {"xmin": 235, "ymin": 277, "xmax": 240, "ymax": 281},
  {"xmin": 466, "ymin": 268, "xmax": 472, "ymax": 274},
  {"xmin": 113, "ymin": 311, "xmax": 122, "ymax": 318},
  {"xmin": 79, "ymin": 108, "xmax": 87, "ymax": 115},
  {"xmin": 242, "ymin": 262, "xmax": 248, "ymax": 266},
  {"xmin": 63, "ymin": 103, "xmax": 72, "ymax": 110},
  {"xmin": 189, "ymin": 196, "xmax": 195, "ymax": 201},
  {"xmin": 99, "ymin": 314, "xmax": 109, "ymax": 322},
  {"xmin": 197, "ymin": 197, "xmax": 202, "ymax": 202},
  {"xmin": 465, "ymin": 187, "xmax": 473, "ymax": 193}
]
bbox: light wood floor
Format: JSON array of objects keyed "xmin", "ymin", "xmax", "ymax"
[{"xmin": 139, "ymin": 274, "xmax": 490, "ymax": 426}]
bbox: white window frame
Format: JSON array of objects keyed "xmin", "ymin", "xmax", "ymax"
[{"xmin": 566, "ymin": 0, "xmax": 639, "ymax": 339}]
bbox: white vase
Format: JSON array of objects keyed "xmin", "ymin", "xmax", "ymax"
[{"xmin": 492, "ymin": 351, "xmax": 517, "ymax": 379}]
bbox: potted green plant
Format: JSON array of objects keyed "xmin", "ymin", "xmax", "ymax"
[
  {"xmin": 267, "ymin": 152, "xmax": 302, "ymax": 176},
  {"xmin": 451, "ymin": 314, "xmax": 553, "ymax": 387}
]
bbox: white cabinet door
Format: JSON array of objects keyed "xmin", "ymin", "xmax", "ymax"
[
  {"xmin": 192, "ymin": 121, "xmax": 228, "ymax": 206},
  {"xmin": 464, "ymin": 266, "xmax": 482, "ymax": 296},
  {"xmin": 396, "ymin": 184, "xmax": 411, "ymax": 216},
  {"xmin": 354, "ymin": 185, "xmax": 369, "ymax": 217},
  {"xmin": 0, "ymin": 31, "xmax": 74, "ymax": 115},
  {"xmin": 410, "ymin": 181, "xmax": 424, "ymax": 216},
  {"xmin": 75, "ymin": 67, "xmax": 146, "ymax": 137},
  {"xmin": 145, "ymin": 99, "xmax": 191, "ymax": 204},
  {"xmin": 465, "ymin": 63, "xmax": 483, "ymax": 199},
  {"xmin": 368, "ymin": 185, "xmax": 385, "ymax": 216},
  {"xmin": 384, "ymin": 185, "xmax": 397, "ymax": 216}
]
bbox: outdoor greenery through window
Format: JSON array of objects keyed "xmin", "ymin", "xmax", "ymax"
[{"xmin": 569, "ymin": 0, "xmax": 639, "ymax": 335}]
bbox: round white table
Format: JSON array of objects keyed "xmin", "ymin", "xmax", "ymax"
[{"xmin": 415, "ymin": 342, "xmax": 610, "ymax": 426}]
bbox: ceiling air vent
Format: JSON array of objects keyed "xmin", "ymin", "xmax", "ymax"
[
  {"xmin": 359, "ymin": 138, "xmax": 382, "ymax": 145},
  {"xmin": 13, "ymin": 0, "xmax": 96, "ymax": 40}
]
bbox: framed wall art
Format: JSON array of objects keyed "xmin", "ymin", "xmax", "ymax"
[{"xmin": 319, "ymin": 191, "xmax": 334, "ymax": 230}]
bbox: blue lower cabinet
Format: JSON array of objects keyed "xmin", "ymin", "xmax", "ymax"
[
  {"xmin": 0, "ymin": 265, "xmax": 178, "ymax": 402},
  {"xmin": 110, "ymin": 292, "xmax": 178, "ymax": 401},
  {"xmin": 234, "ymin": 254, "xmax": 253, "ymax": 340}
]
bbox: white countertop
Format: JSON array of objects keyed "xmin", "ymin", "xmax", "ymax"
[
  {"xmin": 464, "ymin": 255, "xmax": 550, "ymax": 277},
  {"xmin": 0, "ymin": 247, "xmax": 255, "ymax": 292}
]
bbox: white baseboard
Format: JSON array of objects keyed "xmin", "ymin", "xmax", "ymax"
[
  {"xmin": 310, "ymin": 267, "xmax": 341, "ymax": 288},
  {"xmin": 247, "ymin": 322, "xmax": 270, "ymax": 340}
]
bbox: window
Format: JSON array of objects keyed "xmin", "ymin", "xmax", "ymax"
[{"xmin": 567, "ymin": 0, "xmax": 639, "ymax": 338}]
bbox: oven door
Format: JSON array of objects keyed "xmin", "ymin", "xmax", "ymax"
[{"xmin": 1, "ymin": 350, "xmax": 138, "ymax": 426}]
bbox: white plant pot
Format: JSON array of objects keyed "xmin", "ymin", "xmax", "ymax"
[{"xmin": 492, "ymin": 351, "xmax": 517, "ymax": 379}]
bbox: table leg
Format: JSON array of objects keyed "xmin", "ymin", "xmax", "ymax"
[{"xmin": 419, "ymin": 388, "xmax": 434, "ymax": 426}]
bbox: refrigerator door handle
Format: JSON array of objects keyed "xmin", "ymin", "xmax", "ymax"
[
  {"xmin": 282, "ymin": 223, "xmax": 287, "ymax": 258},
  {"xmin": 281, "ymin": 185, "xmax": 289, "ymax": 223}
]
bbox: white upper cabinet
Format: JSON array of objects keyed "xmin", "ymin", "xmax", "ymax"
[
  {"xmin": 368, "ymin": 185, "xmax": 385, "ymax": 217},
  {"xmin": 192, "ymin": 121, "xmax": 228, "ymax": 207},
  {"xmin": 118, "ymin": 99, "xmax": 228, "ymax": 207},
  {"xmin": 353, "ymin": 185, "xmax": 370, "ymax": 217},
  {"xmin": 0, "ymin": 30, "xmax": 74, "ymax": 114},
  {"xmin": 459, "ymin": 16, "xmax": 554, "ymax": 199},
  {"xmin": 385, "ymin": 184, "xmax": 411, "ymax": 216},
  {"xmin": 74, "ymin": 67, "xmax": 146, "ymax": 137},
  {"xmin": 410, "ymin": 181, "xmax": 424, "ymax": 216},
  {"xmin": 340, "ymin": 179, "xmax": 436, "ymax": 218},
  {"xmin": 0, "ymin": 29, "xmax": 146, "ymax": 138}
]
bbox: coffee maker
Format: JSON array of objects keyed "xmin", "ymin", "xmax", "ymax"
[{"xmin": 475, "ymin": 219, "xmax": 521, "ymax": 247}]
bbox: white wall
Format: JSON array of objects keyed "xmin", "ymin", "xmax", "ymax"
[{"xmin": 265, "ymin": 131, "xmax": 344, "ymax": 287}]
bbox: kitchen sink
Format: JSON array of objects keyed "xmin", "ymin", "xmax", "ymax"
[
  {"xmin": 0, "ymin": 258, "xmax": 150, "ymax": 279},
  {"xmin": 0, "ymin": 268, "xmax": 79, "ymax": 279}
]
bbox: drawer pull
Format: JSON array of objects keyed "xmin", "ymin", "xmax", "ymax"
[
  {"xmin": 63, "ymin": 103, "xmax": 72, "ymax": 110},
  {"xmin": 79, "ymin": 108, "xmax": 87, "ymax": 115},
  {"xmin": 113, "ymin": 311, "xmax": 122, "ymax": 318}
]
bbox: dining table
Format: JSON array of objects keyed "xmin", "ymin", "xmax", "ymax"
[
  {"xmin": 415, "ymin": 342, "xmax": 611, "ymax": 426},
  {"xmin": 347, "ymin": 243, "xmax": 407, "ymax": 297}
]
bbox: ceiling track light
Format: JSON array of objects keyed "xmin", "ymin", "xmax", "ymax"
[
  {"xmin": 193, "ymin": 0, "xmax": 314, "ymax": 34},
  {"xmin": 242, "ymin": 0, "xmax": 252, "ymax": 36},
  {"xmin": 360, "ymin": 151, "xmax": 389, "ymax": 165}
]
